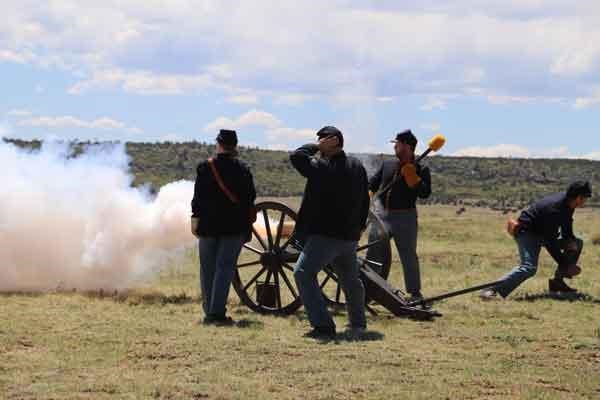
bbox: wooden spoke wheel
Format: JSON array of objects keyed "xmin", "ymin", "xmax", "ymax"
[
  {"xmin": 232, "ymin": 202, "xmax": 392, "ymax": 314},
  {"xmin": 232, "ymin": 201, "xmax": 302, "ymax": 314},
  {"xmin": 318, "ymin": 210, "xmax": 392, "ymax": 307}
]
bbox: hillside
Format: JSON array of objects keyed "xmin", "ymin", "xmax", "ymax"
[{"xmin": 4, "ymin": 138, "xmax": 599, "ymax": 208}]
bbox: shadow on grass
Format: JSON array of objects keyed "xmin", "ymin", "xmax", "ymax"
[
  {"xmin": 514, "ymin": 291, "xmax": 600, "ymax": 304},
  {"xmin": 235, "ymin": 319, "xmax": 265, "ymax": 329},
  {"xmin": 307, "ymin": 330, "xmax": 385, "ymax": 344}
]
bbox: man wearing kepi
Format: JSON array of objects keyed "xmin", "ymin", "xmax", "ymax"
[
  {"xmin": 481, "ymin": 181, "xmax": 592, "ymax": 300},
  {"xmin": 291, "ymin": 126, "xmax": 370, "ymax": 339},
  {"xmin": 368, "ymin": 130, "xmax": 431, "ymax": 302},
  {"xmin": 191, "ymin": 129, "xmax": 256, "ymax": 325}
]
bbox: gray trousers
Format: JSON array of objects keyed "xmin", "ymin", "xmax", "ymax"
[{"xmin": 369, "ymin": 209, "xmax": 421, "ymax": 295}]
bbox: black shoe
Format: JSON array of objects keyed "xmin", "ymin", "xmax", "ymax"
[
  {"xmin": 203, "ymin": 315, "xmax": 235, "ymax": 326},
  {"xmin": 303, "ymin": 326, "xmax": 336, "ymax": 339},
  {"xmin": 549, "ymin": 278, "xmax": 577, "ymax": 293}
]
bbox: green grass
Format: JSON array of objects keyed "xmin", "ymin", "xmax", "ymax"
[{"xmin": 1, "ymin": 205, "xmax": 599, "ymax": 399}]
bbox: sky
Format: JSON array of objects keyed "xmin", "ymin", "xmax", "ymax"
[{"xmin": 1, "ymin": 0, "xmax": 600, "ymax": 158}]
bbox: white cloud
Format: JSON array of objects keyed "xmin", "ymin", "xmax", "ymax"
[
  {"xmin": 204, "ymin": 109, "xmax": 314, "ymax": 148},
  {"xmin": 453, "ymin": 144, "xmax": 600, "ymax": 159},
  {"xmin": 2, "ymin": 2, "xmax": 600, "ymax": 106},
  {"xmin": 225, "ymin": 94, "xmax": 260, "ymax": 105},
  {"xmin": 420, "ymin": 98, "xmax": 447, "ymax": 111},
  {"xmin": 274, "ymin": 93, "xmax": 314, "ymax": 106},
  {"xmin": 16, "ymin": 114, "xmax": 143, "ymax": 134},
  {"xmin": 204, "ymin": 110, "xmax": 282, "ymax": 132},
  {"xmin": 265, "ymin": 127, "xmax": 314, "ymax": 141},
  {"xmin": 573, "ymin": 87, "xmax": 600, "ymax": 109},
  {"xmin": 68, "ymin": 69, "xmax": 216, "ymax": 95},
  {"xmin": 582, "ymin": 151, "xmax": 600, "ymax": 160},
  {"xmin": 7, "ymin": 109, "xmax": 32, "ymax": 117},
  {"xmin": 0, "ymin": 123, "xmax": 12, "ymax": 137}
]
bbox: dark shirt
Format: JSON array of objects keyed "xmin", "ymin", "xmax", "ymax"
[
  {"xmin": 518, "ymin": 192, "xmax": 575, "ymax": 265},
  {"xmin": 290, "ymin": 144, "xmax": 370, "ymax": 241},
  {"xmin": 369, "ymin": 159, "xmax": 431, "ymax": 210},
  {"xmin": 191, "ymin": 153, "xmax": 256, "ymax": 236}
]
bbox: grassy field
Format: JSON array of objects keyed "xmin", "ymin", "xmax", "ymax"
[{"xmin": 1, "ymin": 204, "xmax": 599, "ymax": 399}]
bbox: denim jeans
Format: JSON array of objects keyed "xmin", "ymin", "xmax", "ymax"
[
  {"xmin": 293, "ymin": 234, "xmax": 366, "ymax": 329},
  {"xmin": 495, "ymin": 232, "xmax": 542, "ymax": 298},
  {"xmin": 495, "ymin": 233, "xmax": 583, "ymax": 297},
  {"xmin": 198, "ymin": 234, "xmax": 245, "ymax": 317},
  {"xmin": 368, "ymin": 209, "xmax": 421, "ymax": 295}
]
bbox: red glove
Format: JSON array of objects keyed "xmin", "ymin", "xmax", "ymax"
[{"xmin": 400, "ymin": 163, "xmax": 421, "ymax": 188}]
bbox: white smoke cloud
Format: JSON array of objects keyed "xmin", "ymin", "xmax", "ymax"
[{"xmin": 0, "ymin": 140, "xmax": 195, "ymax": 291}]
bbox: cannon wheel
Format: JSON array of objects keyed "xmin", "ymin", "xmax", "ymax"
[
  {"xmin": 319, "ymin": 210, "xmax": 392, "ymax": 307},
  {"xmin": 232, "ymin": 201, "xmax": 302, "ymax": 314},
  {"xmin": 232, "ymin": 201, "xmax": 392, "ymax": 314}
]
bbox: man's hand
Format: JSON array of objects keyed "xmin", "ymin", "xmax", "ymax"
[
  {"xmin": 400, "ymin": 163, "xmax": 422, "ymax": 188},
  {"xmin": 191, "ymin": 217, "xmax": 200, "ymax": 239},
  {"xmin": 318, "ymin": 135, "xmax": 339, "ymax": 154}
]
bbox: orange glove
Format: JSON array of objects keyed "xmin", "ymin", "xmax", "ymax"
[{"xmin": 400, "ymin": 163, "xmax": 421, "ymax": 188}]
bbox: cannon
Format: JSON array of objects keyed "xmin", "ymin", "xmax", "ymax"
[
  {"xmin": 232, "ymin": 201, "xmax": 443, "ymax": 319},
  {"xmin": 233, "ymin": 201, "xmax": 500, "ymax": 319}
]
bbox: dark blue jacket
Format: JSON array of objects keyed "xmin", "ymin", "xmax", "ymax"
[
  {"xmin": 191, "ymin": 153, "xmax": 256, "ymax": 236},
  {"xmin": 290, "ymin": 144, "xmax": 370, "ymax": 241},
  {"xmin": 369, "ymin": 159, "xmax": 431, "ymax": 210},
  {"xmin": 518, "ymin": 192, "xmax": 575, "ymax": 265}
]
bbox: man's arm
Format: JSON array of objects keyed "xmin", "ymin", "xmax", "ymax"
[
  {"xmin": 359, "ymin": 167, "xmax": 370, "ymax": 231},
  {"xmin": 546, "ymin": 239, "xmax": 566, "ymax": 266},
  {"xmin": 560, "ymin": 215, "xmax": 575, "ymax": 240},
  {"xmin": 416, "ymin": 166, "xmax": 432, "ymax": 199},
  {"xmin": 290, "ymin": 144, "xmax": 321, "ymax": 178}
]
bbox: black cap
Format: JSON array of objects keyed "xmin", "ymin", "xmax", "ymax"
[
  {"xmin": 216, "ymin": 129, "xmax": 238, "ymax": 147},
  {"xmin": 566, "ymin": 181, "xmax": 592, "ymax": 199},
  {"xmin": 316, "ymin": 126, "xmax": 344, "ymax": 147},
  {"xmin": 391, "ymin": 129, "xmax": 418, "ymax": 149}
]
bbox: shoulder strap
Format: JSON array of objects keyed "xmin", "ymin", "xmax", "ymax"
[{"xmin": 207, "ymin": 157, "xmax": 240, "ymax": 204}]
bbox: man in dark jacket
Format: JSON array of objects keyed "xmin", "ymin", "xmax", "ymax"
[
  {"xmin": 368, "ymin": 130, "xmax": 431, "ymax": 302},
  {"xmin": 481, "ymin": 181, "xmax": 592, "ymax": 299},
  {"xmin": 291, "ymin": 126, "xmax": 370, "ymax": 338},
  {"xmin": 191, "ymin": 129, "xmax": 256, "ymax": 324}
]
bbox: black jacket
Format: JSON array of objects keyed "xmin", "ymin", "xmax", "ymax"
[
  {"xmin": 369, "ymin": 159, "xmax": 431, "ymax": 210},
  {"xmin": 518, "ymin": 192, "xmax": 575, "ymax": 265},
  {"xmin": 290, "ymin": 144, "xmax": 370, "ymax": 241},
  {"xmin": 191, "ymin": 153, "xmax": 256, "ymax": 237}
]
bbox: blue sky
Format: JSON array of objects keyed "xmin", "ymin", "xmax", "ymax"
[{"xmin": 1, "ymin": 1, "xmax": 600, "ymax": 158}]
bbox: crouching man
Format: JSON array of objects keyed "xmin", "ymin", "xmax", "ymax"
[
  {"xmin": 290, "ymin": 126, "xmax": 370, "ymax": 339},
  {"xmin": 481, "ymin": 181, "xmax": 592, "ymax": 300}
]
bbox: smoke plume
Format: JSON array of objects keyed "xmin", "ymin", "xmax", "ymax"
[{"xmin": 0, "ymin": 140, "xmax": 195, "ymax": 291}]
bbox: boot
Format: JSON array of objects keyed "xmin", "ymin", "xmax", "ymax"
[{"xmin": 548, "ymin": 278, "xmax": 577, "ymax": 293}]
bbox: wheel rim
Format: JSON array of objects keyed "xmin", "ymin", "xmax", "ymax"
[{"xmin": 232, "ymin": 201, "xmax": 302, "ymax": 314}]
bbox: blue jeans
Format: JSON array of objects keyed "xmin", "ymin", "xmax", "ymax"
[
  {"xmin": 293, "ymin": 235, "xmax": 366, "ymax": 329},
  {"xmin": 495, "ymin": 233, "xmax": 584, "ymax": 297},
  {"xmin": 198, "ymin": 234, "xmax": 245, "ymax": 317},
  {"xmin": 495, "ymin": 232, "xmax": 542, "ymax": 298}
]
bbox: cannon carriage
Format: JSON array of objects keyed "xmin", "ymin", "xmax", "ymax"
[{"xmin": 232, "ymin": 201, "xmax": 439, "ymax": 319}]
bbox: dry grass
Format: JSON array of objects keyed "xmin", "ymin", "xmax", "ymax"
[{"xmin": 1, "ymin": 205, "xmax": 599, "ymax": 399}]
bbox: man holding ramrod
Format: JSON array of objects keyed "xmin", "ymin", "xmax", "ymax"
[{"xmin": 368, "ymin": 130, "xmax": 433, "ymax": 303}]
